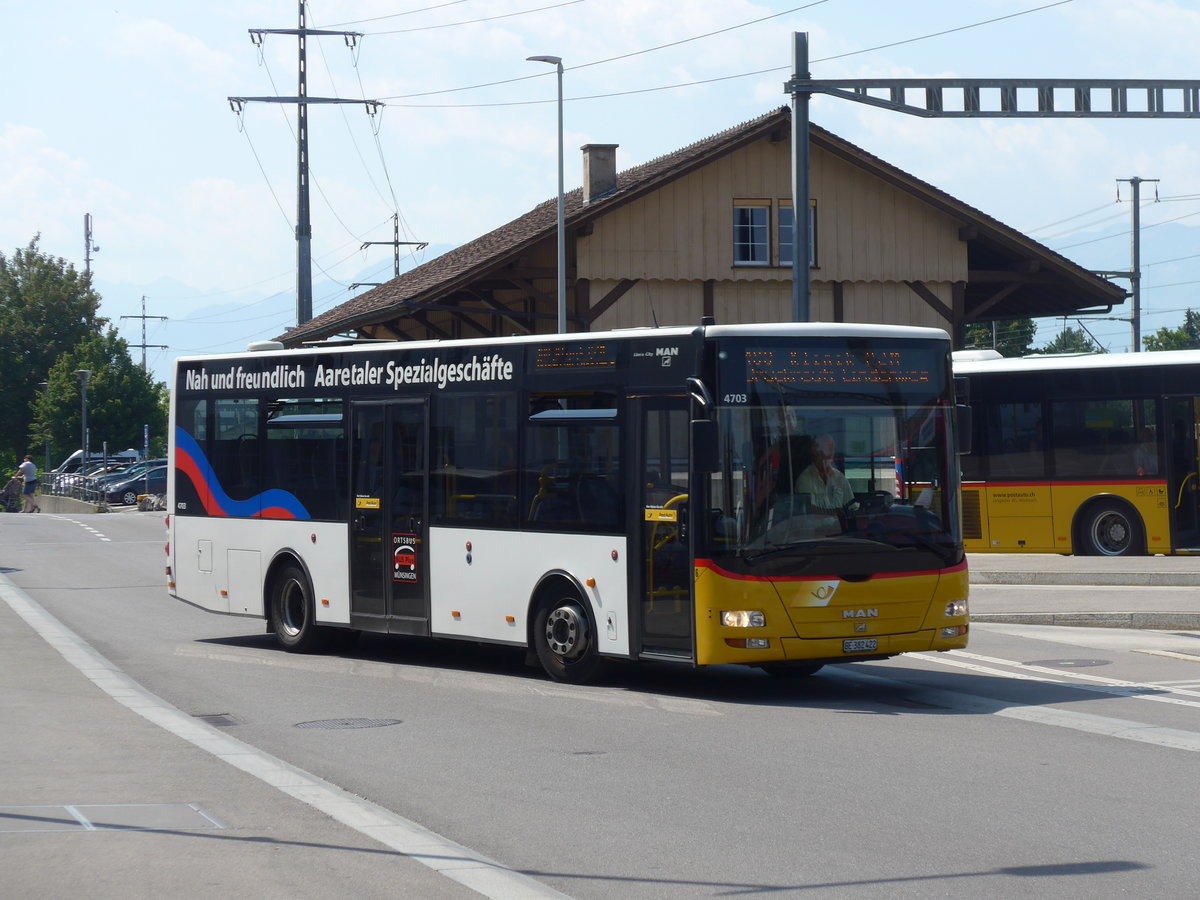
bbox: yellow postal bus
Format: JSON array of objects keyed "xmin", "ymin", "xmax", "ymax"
[{"xmin": 955, "ymin": 348, "xmax": 1200, "ymax": 556}]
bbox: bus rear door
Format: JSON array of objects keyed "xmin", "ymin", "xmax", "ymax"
[{"xmin": 349, "ymin": 399, "xmax": 430, "ymax": 634}]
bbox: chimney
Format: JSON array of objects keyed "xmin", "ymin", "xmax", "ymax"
[{"xmin": 581, "ymin": 143, "xmax": 619, "ymax": 204}]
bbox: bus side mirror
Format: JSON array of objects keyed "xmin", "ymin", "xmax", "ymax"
[
  {"xmin": 956, "ymin": 405, "xmax": 973, "ymax": 455},
  {"xmin": 691, "ymin": 419, "xmax": 718, "ymax": 473}
]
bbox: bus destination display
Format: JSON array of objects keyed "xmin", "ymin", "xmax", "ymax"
[
  {"xmin": 532, "ymin": 342, "xmax": 619, "ymax": 371},
  {"xmin": 736, "ymin": 346, "xmax": 935, "ymax": 388}
]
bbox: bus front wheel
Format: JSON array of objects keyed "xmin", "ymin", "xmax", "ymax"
[
  {"xmin": 533, "ymin": 593, "xmax": 601, "ymax": 684},
  {"xmin": 1078, "ymin": 501, "xmax": 1144, "ymax": 557},
  {"xmin": 269, "ymin": 563, "xmax": 331, "ymax": 652}
]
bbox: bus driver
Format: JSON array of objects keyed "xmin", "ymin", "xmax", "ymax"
[{"xmin": 794, "ymin": 434, "xmax": 855, "ymax": 515}]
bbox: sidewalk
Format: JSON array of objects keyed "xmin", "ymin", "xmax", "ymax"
[{"xmin": 967, "ymin": 552, "xmax": 1200, "ymax": 629}]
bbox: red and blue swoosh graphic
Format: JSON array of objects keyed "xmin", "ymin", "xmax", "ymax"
[{"xmin": 174, "ymin": 427, "xmax": 312, "ymax": 520}]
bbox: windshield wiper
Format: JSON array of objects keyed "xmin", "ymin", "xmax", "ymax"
[{"xmin": 744, "ymin": 537, "xmax": 896, "ymax": 565}]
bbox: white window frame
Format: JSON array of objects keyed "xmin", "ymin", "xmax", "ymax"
[
  {"xmin": 778, "ymin": 200, "xmax": 817, "ymax": 268},
  {"xmin": 733, "ymin": 203, "xmax": 770, "ymax": 266}
]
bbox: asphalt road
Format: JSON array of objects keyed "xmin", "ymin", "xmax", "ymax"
[{"xmin": 3, "ymin": 510, "xmax": 1200, "ymax": 898}]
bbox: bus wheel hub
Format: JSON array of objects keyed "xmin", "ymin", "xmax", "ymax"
[{"xmin": 546, "ymin": 606, "xmax": 587, "ymax": 658}]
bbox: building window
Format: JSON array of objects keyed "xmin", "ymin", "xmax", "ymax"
[
  {"xmin": 733, "ymin": 204, "xmax": 770, "ymax": 266},
  {"xmin": 778, "ymin": 200, "xmax": 817, "ymax": 268}
]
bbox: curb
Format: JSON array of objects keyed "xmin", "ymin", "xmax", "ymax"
[
  {"xmin": 970, "ymin": 572, "xmax": 1200, "ymax": 587},
  {"xmin": 973, "ymin": 612, "xmax": 1200, "ymax": 629}
]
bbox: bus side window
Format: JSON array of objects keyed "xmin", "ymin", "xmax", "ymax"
[
  {"xmin": 433, "ymin": 392, "xmax": 518, "ymax": 527},
  {"xmin": 523, "ymin": 395, "xmax": 622, "ymax": 533}
]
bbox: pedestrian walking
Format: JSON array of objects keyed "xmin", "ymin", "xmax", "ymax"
[{"xmin": 16, "ymin": 455, "xmax": 39, "ymax": 513}]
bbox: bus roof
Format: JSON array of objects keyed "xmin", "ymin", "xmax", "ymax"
[
  {"xmin": 177, "ymin": 322, "xmax": 951, "ymax": 367},
  {"xmin": 954, "ymin": 348, "xmax": 1200, "ymax": 375}
]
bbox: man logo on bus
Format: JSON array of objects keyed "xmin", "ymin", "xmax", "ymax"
[
  {"xmin": 656, "ymin": 346, "xmax": 678, "ymax": 367},
  {"xmin": 393, "ymin": 539, "xmax": 418, "ymax": 583}
]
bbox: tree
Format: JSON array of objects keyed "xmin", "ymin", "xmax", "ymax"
[
  {"xmin": 963, "ymin": 318, "xmax": 1037, "ymax": 357},
  {"xmin": 1142, "ymin": 309, "xmax": 1200, "ymax": 352},
  {"xmin": 1040, "ymin": 325, "xmax": 1104, "ymax": 355},
  {"xmin": 30, "ymin": 329, "xmax": 168, "ymax": 466},
  {"xmin": 0, "ymin": 236, "xmax": 105, "ymax": 464}
]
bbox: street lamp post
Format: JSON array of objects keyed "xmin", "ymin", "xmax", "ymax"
[
  {"xmin": 527, "ymin": 54, "xmax": 566, "ymax": 334},
  {"xmin": 38, "ymin": 381, "xmax": 50, "ymax": 471},
  {"xmin": 76, "ymin": 369, "xmax": 92, "ymax": 463}
]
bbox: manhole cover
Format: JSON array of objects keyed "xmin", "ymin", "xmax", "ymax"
[
  {"xmin": 1024, "ymin": 658, "xmax": 1111, "ymax": 669},
  {"xmin": 194, "ymin": 714, "xmax": 239, "ymax": 727},
  {"xmin": 294, "ymin": 718, "xmax": 402, "ymax": 730}
]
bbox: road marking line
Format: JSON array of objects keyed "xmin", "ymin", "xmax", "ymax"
[
  {"xmin": 1133, "ymin": 649, "xmax": 1200, "ymax": 664},
  {"xmin": 908, "ymin": 652, "xmax": 1200, "ymax": 710},
  {"xmin": 830, "ymin": 666, "xmax": 1200, "ymax": 753},
  {"xmin": 0, "ymin": 575, "xmax": 570, "ymax": 900},
  {"xmin": 947, "ymin": 649, "xmax": 1200, "ymax": 699},
  {"xmin": 54, "ymin": 516, "xmax": 113, "ymax": 542}
]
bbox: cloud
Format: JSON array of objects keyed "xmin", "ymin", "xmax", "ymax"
[
  {"xmin": 0, "ymin": 124, "xmax": 110, "ymax": 261},
  {"xmin": 111, "ymin": 18, "xmax": 236, "ymax": 81}
]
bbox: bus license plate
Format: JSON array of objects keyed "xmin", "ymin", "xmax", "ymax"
[{"xmin": 843, "ymin": 638, "xmax": 878, "ymax": 653}]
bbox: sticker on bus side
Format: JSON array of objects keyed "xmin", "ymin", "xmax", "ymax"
[
  {"xmin": 645, "ymin": 508, "xmax": 678, "ymax": 522},
  {"xmin": 392, "ymin": 534, "xmax": 419, "ymax": 583}
]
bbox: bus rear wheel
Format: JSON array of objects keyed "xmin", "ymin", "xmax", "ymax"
[
  {"xmin": 533, "ymin": 593, "xmax": 601, "ymax": 684},
  {"xmin": 269, "ymin": 563, "xmax": 331, "ymax": 652},
  {"xmin": 1078, "ymin": 501, "xmax": 1144, "ymax": 557}
]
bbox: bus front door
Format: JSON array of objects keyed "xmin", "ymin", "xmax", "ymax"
[
  {"xmin": 1167, "ymin": 397, "xmax": 1200, "ymax": 549},
  {"xmin": 349, "ymin": 399, "xmax": 430, "ymax": 635},
  {"xmin": 635, "ymin": 397, "xmax": 694, "ymax": 660}
]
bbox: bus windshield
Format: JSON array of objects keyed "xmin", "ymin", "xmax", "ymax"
[{"xmin": 707, "ymin": 337, "xmax": 960, "ymax": 573}]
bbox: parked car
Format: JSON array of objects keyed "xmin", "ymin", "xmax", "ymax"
[
  {"xmin": 105, "ymin": 465, "xmax": 167, "ymax": 506},
  {"xmin": 91, "ymin": 458, "xmax": 167, "ymax": 489},
  {"xmin": 53, "ymin": 449, "xmax": 140, "ymax": 475},
  {"xmin": 49, "ymin": 461, "xmax": 128, "ymax": 493}
]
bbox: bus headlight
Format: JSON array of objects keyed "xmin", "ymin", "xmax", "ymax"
[
  {"xmin": 721, "ymin": 610, "xmax": 766, "ymax": 628},
  {"xmin": 945, "ymin": 599, "xmax": 968, "ymax": 618}
]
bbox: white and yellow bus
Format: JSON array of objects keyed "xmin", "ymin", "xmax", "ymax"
[
  {"xmin": 955, "ymin": 348, "xmax": 1200, "ymax": 556},
  {"xmin": 167, "ymin": 323, "xmax": 969, "ymax": 683}
]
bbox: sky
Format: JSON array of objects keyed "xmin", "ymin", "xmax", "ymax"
[{"xmin": 4, "ymin": 0, "xmax": 1200, "ymax": 386}]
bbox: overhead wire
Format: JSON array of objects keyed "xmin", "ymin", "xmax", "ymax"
[
  {"xmin": 376, "ymin": 1, "xmax": 830, "ymax": 103},
  {"xmin": 325, "ymin": 0, "xmax": 475, "ymax": 28},
  {"xmin": 377, "ymin": 0, "xmax": 1075, "ymax": 107},
  {"xmin": 364, "ymin": 0, "xmax": 585, "ymax": 36}
]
